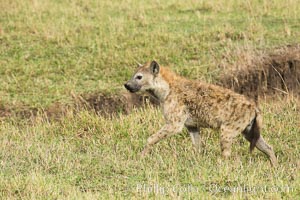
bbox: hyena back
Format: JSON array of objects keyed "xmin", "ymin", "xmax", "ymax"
[{"xmin": 124, "ymin": 60, "xmax": 277, "ymax": 166}]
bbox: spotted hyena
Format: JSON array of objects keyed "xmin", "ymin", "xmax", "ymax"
[{"xmin": 124, "ymin": 60, "xmax": 277, "ymax": 166}]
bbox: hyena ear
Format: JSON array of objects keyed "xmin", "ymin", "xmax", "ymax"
[
  {"xmin": 150, "ymin": 60, "xmax": 160, "ymax": 75},
  {"xmin": 135, "ymin": 61, "xmax": 143, "ymax": 68}
]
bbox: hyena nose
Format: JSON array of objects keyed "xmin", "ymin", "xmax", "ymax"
[{"xmin": 124, "ymin": 83, "xmax": 131, "ymax": 91}]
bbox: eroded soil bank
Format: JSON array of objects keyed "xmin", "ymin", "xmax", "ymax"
[{"xmin": 217, "ymin": 45, "xmax": 300, "ymax": 101}]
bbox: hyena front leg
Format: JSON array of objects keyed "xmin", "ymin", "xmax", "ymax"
[{"xmin": 141, "ymin": 123, "xmax": 184, "ymax": 157}]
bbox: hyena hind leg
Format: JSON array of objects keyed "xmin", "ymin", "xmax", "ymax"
[
  {"xmin": 255, "ymin": 136, "xmax": 278, "ymax": 167},
  {"xmin": 242, "ymin": 117, "xmax": 278, "ymax": 166},
  {"xmin": 243, "ymin": 129, "xmax": 278, "ymax": 166},
  {"xmin": 220, "ymin": 134, "xmax": 234, "ymax": 158},
  {"xmin": 220, "ymin": 130, "xmax": 237, "ymax": 158}
]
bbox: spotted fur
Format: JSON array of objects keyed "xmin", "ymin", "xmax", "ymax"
[{"xmin": 124, "ymin": 60, "xmax": 277, "ymax": 166}]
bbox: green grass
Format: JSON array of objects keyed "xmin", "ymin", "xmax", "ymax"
[{"xmin": 0, "ymin": 0, "xmax": 299, "ymax": 199}]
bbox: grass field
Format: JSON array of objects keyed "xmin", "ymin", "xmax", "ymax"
[{"xmin": 0, "ymin": 0, "xmax": 299, "ymax": 199}]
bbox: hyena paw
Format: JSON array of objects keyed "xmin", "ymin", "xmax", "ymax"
[
  {"xmin": 221, "ymin": 150, "xmax": 231, "ymax": 158},
  {"xmin": 270, "ymin": 155, "xmax": 278, "ymax": 167}
]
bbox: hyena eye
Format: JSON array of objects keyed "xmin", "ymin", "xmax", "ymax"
[{"xmin": 136, "ymin": 75, "xmax": 143, "ymax": 80}]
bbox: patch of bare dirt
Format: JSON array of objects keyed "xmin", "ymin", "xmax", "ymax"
[{"xmin": 217, "ymin": 44, "xmax": 300, "ymax": 100}]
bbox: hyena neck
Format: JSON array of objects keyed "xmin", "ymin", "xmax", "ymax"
[
  {"xmin": 146, "ymin": 87, "xmax": 170, "ymax": 102},
  {"xmin": 146, "ymin": 78, "xmax": 170, "ymax": 102},
  {"xmin": 147, "ymin": 67, "xmax": 185, "ymax": 102}
]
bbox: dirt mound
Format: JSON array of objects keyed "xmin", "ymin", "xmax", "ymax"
[
  {"xmin": 217, "ymin": 45, "xmax": 300, "ymax": 100},
  {"xmin": 0, "ymin": 103, "xmax": 38, "ymax": 120},
  {"xmin": 0, "ymin": 93, "xmax": 158, "ymax": 120},
  {"xmin": 75, "ymin": 92, "xmax": 159, "ymax": 117}
]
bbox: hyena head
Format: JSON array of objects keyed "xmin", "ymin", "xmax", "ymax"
[{"xmin": 124, "ymin": 60, "xmax": 160, "ymax": 93}]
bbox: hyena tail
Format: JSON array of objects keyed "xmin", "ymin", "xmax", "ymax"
[{"xmin": 242, "ymin": 113, "xmax": 261, "ymax": 152}]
